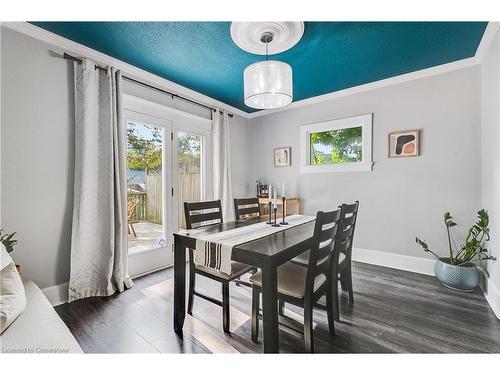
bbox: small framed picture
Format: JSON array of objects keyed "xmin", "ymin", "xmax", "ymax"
[
  {"xmin": 388, "ymin": 129, "xmax": 421, "ymax": 158},
  {"xmin": 274, "ymin": 147, "xmax": 291, "ymax": 167}
]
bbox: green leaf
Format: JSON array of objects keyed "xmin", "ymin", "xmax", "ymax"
[
  {"xmin": 452, "ymin": 209, "xmax": 495, "ymax": 264},
  {"xmin": 0, "ymin": 229, "xmax": 17, "ymax": 253},
  {"xmin": 416, "ymin": 237, "xmax": 429, "ymax": 251}
]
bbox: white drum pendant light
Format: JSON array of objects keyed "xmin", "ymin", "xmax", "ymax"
[
  {"xmin": 231, "ymin": 22, "xmax": 304, "ymax": 110},
  {"xmin": 243, "ymin": 32, "xmax": 292, "ymax": 109}
]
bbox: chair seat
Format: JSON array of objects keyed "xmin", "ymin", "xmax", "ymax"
[
  {"xmin": 195, "ymin": 261, "xmax": 253, "ymax": 280},
  {"xmin": 249, "ymin": 262, "xmax": 326, "ymax": 299},
  {"xmin": 291, "ymin": 250, "xmax": 346, "ymax": 267}
]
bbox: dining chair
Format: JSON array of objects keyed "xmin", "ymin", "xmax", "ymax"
[
  {"xmin": 184, "ymin": 199, "xmax": 256, "ymax": 333},
  {"xmin": 127, "ymin": 198, "xmax": 140, "ymax": 238},
  {"xmin": 291, "ymin": 201, "xmax": 359, "ymax": 321},
  {"xmin": 234, "ymin": 197, "xmax": 261, "ymax": 221},
  {"xmin": 335, "ymin": 202, "xmax": 359, "ymax": 313},
  {"xmin": 249, "ymin": 209, "xmax": 342, "ymax": 352}
]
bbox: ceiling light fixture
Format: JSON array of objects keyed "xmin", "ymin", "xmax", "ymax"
[{"xmin": 231, "ymin": 22, "xmax": 304, "ymax": 110}]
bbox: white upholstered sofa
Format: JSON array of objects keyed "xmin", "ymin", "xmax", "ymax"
[{"xmin": 0, "ymin": 280, "xmax": 82, "ymax": 353}]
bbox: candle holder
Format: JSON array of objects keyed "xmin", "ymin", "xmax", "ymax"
[
  {"xmin": 280, "ymin": 196, "xmax": 289, "ymax": 225},
  {"xmin": 272, "ymin": 207, "xmax": 280, "ymax": 227},
  {"xmin": 266, "ymin": 201, "xmax": 273, "ymax": 224}
]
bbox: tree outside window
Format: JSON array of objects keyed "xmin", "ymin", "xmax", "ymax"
[{"xmin": 310, "ymin": 126, "xmax": 362, "ymax": 165}]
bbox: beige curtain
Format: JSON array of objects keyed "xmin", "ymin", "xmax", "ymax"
[
  {"xmin": 212, "ymin": 110, "xmax": 234, "ymax": 221},
  {"xmin": 68, "ymin": 59, "xmax": 133, "ymax": 302}
]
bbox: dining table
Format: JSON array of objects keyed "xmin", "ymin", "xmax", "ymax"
[{"xmin": 172, "ymin": 216, "xmax": 316, "ymax": 353}]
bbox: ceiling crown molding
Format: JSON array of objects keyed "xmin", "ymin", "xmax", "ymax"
[{"xmin": 474, "ymin": 21, "xmax": 500, "ymax": 63}]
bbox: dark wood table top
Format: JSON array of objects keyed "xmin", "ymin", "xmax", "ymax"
[{"xmin": 174, "ymin": 217, "xmax": 316, "ymax": 267}]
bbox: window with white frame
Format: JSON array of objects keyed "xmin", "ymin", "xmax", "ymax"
[{"xmin": 300, "ymin": 113, "xmax": 373, "ymax": 173}]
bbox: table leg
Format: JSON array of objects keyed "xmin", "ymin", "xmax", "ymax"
[
  {"xmin": 173, "ymin": 237, "xmax": 186, "ymax": 333},
  {"xmin": 261, "ymin": 263, "xmax": 279, "ymax": 353}
]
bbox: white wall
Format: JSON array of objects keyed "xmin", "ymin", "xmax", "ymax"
[
  {"xmin": 1, "ymin": 26, "xmax": 75, "ymax": 288},
  {"xmin": 0, "ymin": 26, "xmax": 250, "ymax": 289},
  {"xmin": 248, "ymin": 66, "xmax": 482, "ymax": 263},
  {"xmin": 228, "ymin": 114, "xmax": 253, "ymax": 198},
  {"xmin": 481, "ymin": 29, "xmax": 500, "ymax": 317}
]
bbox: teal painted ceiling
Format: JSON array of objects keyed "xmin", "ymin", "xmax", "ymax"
[{"xmin": 32, "ymin": 22, "xmax": 487, "ymax": 112}]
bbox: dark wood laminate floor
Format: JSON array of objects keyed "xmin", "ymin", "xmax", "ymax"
[{"xmin": 55, "ymin": 262, "xmax": 500, "ymax": 353}]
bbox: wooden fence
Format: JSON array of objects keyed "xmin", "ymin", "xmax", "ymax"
[
  {"xmin": 178, "ymin": 171, "xmax": 201, "ymax": 228},
  {"xmin": 129, "ymin": 171, "xmax": 201, "ymax": 227},
  {"xmin": 146, "ymin": 173, "xmax": 162, "ymax": 224},
  {"xmin": 129, "ymin": 192, "xmax": 147, "ymax": 221}
]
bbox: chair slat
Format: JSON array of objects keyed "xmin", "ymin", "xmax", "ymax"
[
  {"xmin": 315, "ymin": 246, "xmax": 333, "ymax": 263},
  {"xmin": 338, "ymin": 226, "xmax": 354, "ymax": 241},
  {"xmin": 319, "ymin": 226, "xmax": 337, "ymax": 242},
  {"xmin": 343, "ymin": 215, "xmax": 356, "ymax": 227},
  {"xmin": 234, "ymin": 197, "xmax": 261, "ymax": 221},
  {"xmin": 238, "ymin": 206, "xmax": 260, "ymax": 216},
  {"xmin": 336, "ymin": 238, "xmax": 351, "ymax": 254},
  {"xmin": 308, "ymin": 209, "xmax": 341, "ymax": 282},
  {"xmin": 187, "ymin": 200, "xmax": 221, "ymax": 211},
  {"xmin": 343, "ymin": 202, "xmax": 359, "ymax": 214},
  {"xmin": 184, "ymin": 200, "xmax": 223, "ymax": 230},
  {"xmin": 189, "ymin": 211, "xmax": 223, "ymax": 225},
  {"xmin": 236, "ymin": 197, "xmax": 259, "ymax": 206}
]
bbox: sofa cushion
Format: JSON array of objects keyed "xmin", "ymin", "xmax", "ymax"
[
  {"xmin": 0, "ymin": 244, "xmax": 26, "ymax": 333},
  {"xmin": 0, "ymin": 280, "xmax": 83, "ymax": 353}
]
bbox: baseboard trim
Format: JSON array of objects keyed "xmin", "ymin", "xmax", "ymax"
[
  {"xmin": 42, "ymin": 282, "xmax": 69, "ymax": 307},
  {"xmin": 480, "ymin": 277, "xmax": 500, "ymax": 320},
  {"xmin": 352, "ymin": 247, "xmax": 436, "ymax": 276},
  {"xmin": 41, "ymin": 265, "xmax": 173, "ymax": 307}
]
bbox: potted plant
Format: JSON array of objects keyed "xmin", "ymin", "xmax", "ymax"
[
  {"xmin": 1, "ymin": 229, "xmax": 19, "ymax": 272},
  {"xmin": 416, "ymin": 209, "xmax": 496, "ymax": 292}
]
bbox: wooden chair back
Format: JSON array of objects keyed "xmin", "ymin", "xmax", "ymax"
[
  {"xmin": 333, "ymin": 201, "xmax": 359, "ymax": 269},
  {"xmin": 234, "ymin": 197, "xmax": 260, "ymax": 221},
  {"xmin": 305, "ymin": 209, "xmax": 342, "ymax": 297},
  {"xmin": 184, "ymin": 200, "xmax": 223, "ymax": 230},
  {"xmin": 127, "ymin": 198, "xmax": 140, "ymax": 223}
]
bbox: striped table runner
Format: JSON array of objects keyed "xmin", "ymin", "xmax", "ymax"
[{"xmin": 192, "ymin": 214, "xmax": 315, "ymax": 275}]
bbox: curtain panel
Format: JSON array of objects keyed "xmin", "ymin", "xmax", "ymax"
[
  {"xmin": 69, "ymin": 59, "xmax": 133, "ymax": 302},
  {"xmin": 212, "ymin": 111, "xmax": 234, "ymax": 221}
]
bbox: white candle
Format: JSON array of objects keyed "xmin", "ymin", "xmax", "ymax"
[
  {"xmin": 268, "ymin": 184, "xmax": 272, "ymax": 202},
  {"xmin": 281, "ymin": 181, "xmax": 285, "ymax": 198},
  {"xmin": 273, "ymin": 188, "xmax": 278, "ymax": 208}
]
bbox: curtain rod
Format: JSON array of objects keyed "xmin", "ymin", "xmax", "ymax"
[{"xmin": 63, "ymin": 53, "xmax": 233, "ymax": 118}]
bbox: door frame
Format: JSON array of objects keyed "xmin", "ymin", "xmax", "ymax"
[{"xmin": 123, "ymin": 94, "xmax": 213, "ymax": 277}]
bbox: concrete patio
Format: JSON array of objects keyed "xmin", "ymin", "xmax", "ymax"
[{"xmin": 128, "ymin": 221, "xmax": 164, "ymax": 254}]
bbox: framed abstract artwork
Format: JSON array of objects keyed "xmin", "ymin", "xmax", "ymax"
[
  {"xmin": 388, "ymin": 129, "xmax": 420, "ymax": 158},
  {"xmin": 274, "ymin": 147, "xmax": 291, "ymax": 167}
]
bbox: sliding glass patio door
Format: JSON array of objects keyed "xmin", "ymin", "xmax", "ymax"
[
  {"xmin": 123, "ymin": 107, "xmax": 212, "ymax": 277},
  {"xmin": 124, "ymin": 110, "xmax": 174, "ymax": 277}
]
